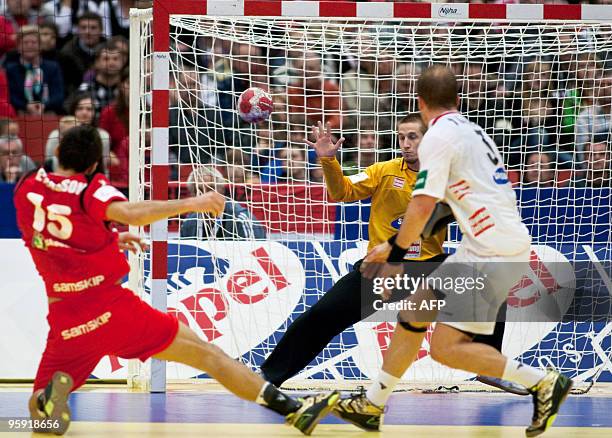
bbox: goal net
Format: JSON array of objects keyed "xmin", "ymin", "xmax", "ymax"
[{"xmin": 129, "ymin": 2, "xmax": 612, "ymax": 391}]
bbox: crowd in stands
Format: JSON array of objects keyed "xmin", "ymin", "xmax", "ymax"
[
  {"xmin": 171, "ymin": 38, "xmax": 610, "ymax": 192},
  {"xmin": 0, "ymin": 0, "xmax": 610, "ymax": 206},
  {"xmin": 0, "ymin": 1, "xmax": 133, "ymax": 193}
]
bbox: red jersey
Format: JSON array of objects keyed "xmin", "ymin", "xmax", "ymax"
[{"xmin": 14, "ymin": 168, "xmax": 130, "ymax": 298}]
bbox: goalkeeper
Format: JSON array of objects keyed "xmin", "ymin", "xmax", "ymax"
[{"xmin": 260, "ymin": 115, "xmax": 526, "ymax": 395}]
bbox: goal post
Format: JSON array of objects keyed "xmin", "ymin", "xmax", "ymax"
[
  {"xmin": 130, "ymin": 1, "xmax": 612, "ymax": 393},
  {"xmin": 128, "ymin": 7, "xmax": 154, "ymax": 391}
]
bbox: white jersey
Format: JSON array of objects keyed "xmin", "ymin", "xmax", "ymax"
[{"xmin": 412, "ymin": 112, "xmax": 531, "ymax": 256}]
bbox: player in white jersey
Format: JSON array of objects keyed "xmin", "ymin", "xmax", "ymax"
[
  {"xmin": 415, "ymin": 114, "xmax": 531, "ymax": 257},
  {"xmin": 333, "ymin": 66, "xmax": 573, "ymax": 437}
]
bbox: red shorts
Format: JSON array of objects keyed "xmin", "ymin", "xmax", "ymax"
[{"xmin": 33, "ymin": 286, "xmax": 179, "ymax": 392}]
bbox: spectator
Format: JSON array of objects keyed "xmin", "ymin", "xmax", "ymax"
[
  {"xmin": 395, "ymin": 62, "xmax": 421, "ymax": 114},
  {"xmin": 355, "ymin": 131, "xmax": 378, "ymax": 170},
  {"xmin": 45, "ymin": 92, "xmax": 111, "ymax": 171},
  {"xmin": 40, "ymin": 0, "xmax": 134, "ymax": 41},
  {"xmin": 43, "ymin": 115, "xmax": 77, "ymax": 171},
  {"xmin": 4, "ymin": 0, "xmax": 39, "ymax": 32},
  {"xmin": 260, "ymin": 147, "xmax": 308, "ymax": 183},
  {"xmin": 259, "ymin": 148, "xmax": 283, "ymax": 183},
  {"xmin": 251, "ymin": 127, "xmax": 287, "ymax": 174},
  {"xmin": 109, "ymin": 35, "xmax": 128, "ymax": 67},
  {"xmin": 215, "ymin": 43, "xmax": 267, "ymax": 139},
  {"xmin": 310, "ymin": 166, "xmax": 324, "ymax": 183},
  {"xmin": 341, "ymin": 121, "xmax": 380, "ymax": 175},
  {"xmin": 209, "ymin": 43, "xmax": 268, "ymax": 150},
  {"xmin": 253, "ymin": 127, "xmax": 274, "ymax": 160},
  {"xmin": 288, "ymin": 51, "xmax": 342, "ymax": 130},
  {"xmin": 78, "ymin": 41, "xmax": 122, "ymax": 114},
  {"xmin": 552, "ymin": 32, "xmax": 577, "ymax": 93},
  {"xmin": 0, "ymin": 119, "xmax": 20, "ymax": 137},
  {"xmin": 5, "ymin": 25, "xmax": 64, "ymax": 115},
  {"xmin": 523, "ymin": 152, "xmax": 554, "ymax": 187},
  {"xmin": 226, "ymin": 148, "xmax": 258, "ymax": 184},
  {"xmin": 94, "ymin": 0, "xmax": 134, "ymax": 39},
  {"xmin": 180, "ymin": 166, "xmax": 266, "ymax": 240},
  {"xmin": 340, "ymin": 57, "xmax": 398, "ymax": 133},
  {"xmin": 0, "ymin": 68, "xmax": 16, "ymax": 119},
  {"xmin": 512, "ymin": 97, "xmax": 555, "ymax": 152},
  {"xmin": 268, "ymin": 92, "xmax": 289, "ymax": 138},
  {"xmin": 170, "ymin": 70, "xmax": 222, "ymax": 164},
  {"xmin": 492, "ymin": 60, "xmax": 560, "ymax": 166},
  {"xmin": 59, "ymin": 12, "xmax": 105, "ymax": 95},
  {"xmin": 68, "ymin": 91, "xmax": 100, "ymax": 126},
  {"xmin": 99, "ymin": 66, "xmax": 128, "ymax": 152},
  {"xmin": 576, "ymin": 70, "xmax": 612, "ymax": 152},
  {"xmin": 0, "ymin": 15, "xmax": 17, "ymax": 59},
  {"xmin": 38, "ymin": 21, "xmax": 57, "ymax": 57},
  {"xmin": 578, "ymin": 134, "xmax": 611, "ymax": 188},
  {"xmin": 561, "ymin": 53, "xmax": 603, "ymax": 137},
  {"xmin": 285, "ymin": 148, "xmax": 308, "ymax": 182},
  {"xmin": 375, "ymin": 58, "xmax": 397, "ymax": 100},
  {"xmin": 40, "ymin": 0, "xmax": 98, "ymax": 41},
  {"xmin": 0, "ymin": 135, "xmax": 37, "ymax": 183},
  {"xmin": 340, "ymin": 56, "xmax": 376, "ymax": 125},
  {"xmin": 108, "ymin": 135, "xmax": 128, "ymax": 195},
  {"xmin": 520, "ymin": 60, "xmax": 555, "ymax": 99},
  {"xmin": 459, "ymin": 61, "xmax": 499, "ymax": 131}
]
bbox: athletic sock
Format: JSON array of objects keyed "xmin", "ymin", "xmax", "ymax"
[
  {"xmin": 502, "ymin": 359, "xmax": 547, "ymax": 389},
  {"xmin": 366, "ymin": 370, "xmax": 400, "ymax": 407},
  {"xmin": 38, "ymin": 380, "xmax": 54, "ymax": 412},
  {"xmin": 255, "ymin": 382, "xmax": 302, "ymax": 416},
  {"xmin": 44, "ymin": 380, "xmax": 53, "ymax": 402},
  {"xmin": 37, "ymin": 393, "xmax": 46, "ymax": 412}
]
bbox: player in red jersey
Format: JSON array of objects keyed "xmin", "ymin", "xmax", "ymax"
[{"xmin": 14, "ymin": 125, "xmax": 338, "ymax": 436}]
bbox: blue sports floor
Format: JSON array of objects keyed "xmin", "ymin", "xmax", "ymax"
[{"xmin": 0, "ymin": 385, "xmax": 611, "ymax": 437}]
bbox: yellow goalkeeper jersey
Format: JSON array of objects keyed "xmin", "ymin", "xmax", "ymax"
[{"xmin": 320, "ymin": 156, "xmax": 445, "ymax": 259}]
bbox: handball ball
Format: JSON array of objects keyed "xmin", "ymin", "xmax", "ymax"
[{"xmin": 238, "ymin": 87, "xmax": 273, "ymax": 124}]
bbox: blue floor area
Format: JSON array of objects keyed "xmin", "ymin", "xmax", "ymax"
[{"xmin": 1, "ymin": 391, "xmax": 610, "ymax": 428}]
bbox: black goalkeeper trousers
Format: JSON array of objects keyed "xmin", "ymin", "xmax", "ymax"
[{"xmin": 260, "ymin": 254, "xmax": 506, "ymax": 387}]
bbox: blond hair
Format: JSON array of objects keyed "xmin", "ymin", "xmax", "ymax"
[
  {"xmin": 18, "ymin": 25, "xmax": 40, "ymax": 42},
  {"xmin": 187, "ymin": 166, "xmax": 225, "ymax": 196}
]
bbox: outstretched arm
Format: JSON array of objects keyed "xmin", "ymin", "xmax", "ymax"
[
  {"xmin": 307, "ymin": 121, "xmax": 377, "ymax": 202},
  {"xmin": 106, "ymin": 192, "xmax": 225, "ymax": 226}
]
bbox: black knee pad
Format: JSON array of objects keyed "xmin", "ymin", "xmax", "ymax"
[{"xmin": 397, "ymin": 315, "xmax": 428, "ymax": 333}]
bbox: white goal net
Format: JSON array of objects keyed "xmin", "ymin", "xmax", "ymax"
[{"xmin": 130, "ymin": 5, "xmax": 612, "ymax": 391}]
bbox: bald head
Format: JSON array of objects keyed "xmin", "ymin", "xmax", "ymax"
[{"xmin": 417, "ymin": 65, "xmax": 458, "ymax": 110}]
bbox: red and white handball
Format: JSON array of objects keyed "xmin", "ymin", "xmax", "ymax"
[{"xmin": 238, "ymin": 87, "xmax": 273, "ymax": 124}]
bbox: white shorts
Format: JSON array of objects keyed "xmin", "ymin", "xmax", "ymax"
[{"xmin": 431, "ymin": 245, "xmax": 531, "ymax": 335}]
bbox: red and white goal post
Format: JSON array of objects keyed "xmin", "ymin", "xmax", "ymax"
[{"xmin": 128, "ymin": 1, "xmax": 612, "ymax": 393}]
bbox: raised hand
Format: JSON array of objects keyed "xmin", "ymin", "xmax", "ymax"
[
  {"xmin": 190, "ymin": 192, "xmax": 225, "ymax": 217},
  {"xmin": 304, "ymin": 121, "xmax": 345, "ymax": 158}
]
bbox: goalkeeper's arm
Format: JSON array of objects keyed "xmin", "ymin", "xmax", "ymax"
[{"xmin": 319, "ymin": 157, "xmax": 377, "ymax": 202}]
